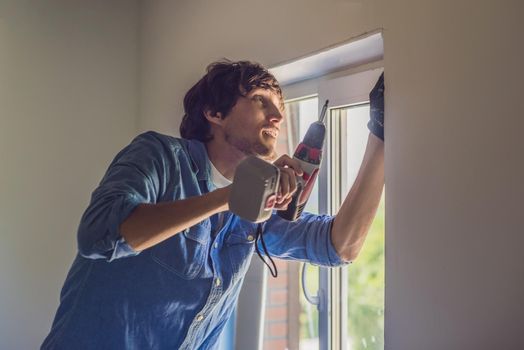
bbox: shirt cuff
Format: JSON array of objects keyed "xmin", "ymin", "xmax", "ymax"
[
  {"xmin": 109, "ymin": 236, "xmax": 140, "ymax": 261},
  {"xmin": 326, "ymin": 218, "xmax": 351, "ymax": 266},
  {"xmin": 92, "ymin": 194, "xmax": 142, "ymax": 261},
  {"xmin": 108, "ymin": 194, "xmax": 142, "ymax": 261}
]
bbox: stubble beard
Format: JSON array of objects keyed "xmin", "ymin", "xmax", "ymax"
[{"xmin": 224, "ymin": 132, "xmax": 277, "ymax": 161}]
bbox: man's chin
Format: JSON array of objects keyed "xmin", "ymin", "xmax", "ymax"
[
  {"xmin": 227, "ymin": 137, "xmax": 276, "ymax": 161},
  {"xmin": 252, "ymin": 142, "xmax": 277, "ymax": 161},
  {"xmin": 260, "ymin": 151, "xmax": 277, "ymax": 162},
  {"xmin": 245, "ymin": 149, "xmax": 276, "ymax": 161}
]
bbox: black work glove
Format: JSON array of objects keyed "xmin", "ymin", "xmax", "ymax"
[{"xmin": 367, "ymin": 72, "xmax": 385, "ymax": 141}]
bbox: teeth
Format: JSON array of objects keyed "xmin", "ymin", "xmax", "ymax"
[{"xmin": 263, "ymin": 129, "xmax": 278, "ymax": 138}]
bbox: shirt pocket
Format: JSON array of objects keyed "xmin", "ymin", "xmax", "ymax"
[
  {"xmin": 225, "ymin": 219, "xmax": 257, "ymax": 276},
  {"xmin": 150, "ymin": 219, "xmax": 210, "ymax": 280}
]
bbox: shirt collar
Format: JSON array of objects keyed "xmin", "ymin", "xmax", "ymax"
[{"xmin": 185, "ymin": 138, "xmax": 220, "ymax": 195}]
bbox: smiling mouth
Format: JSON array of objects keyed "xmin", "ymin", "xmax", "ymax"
[{"xmin": 262, "ymin": 128, "xmax": 279, "ymax": 138}]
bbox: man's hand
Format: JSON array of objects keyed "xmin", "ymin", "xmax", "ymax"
[
  {"xmin": 367, "ymin": 72, "xmax": 385, "ymax": 141},
  {"xmin": 272, "ymin": 155, "xmax": 303, "ymax": 210}
]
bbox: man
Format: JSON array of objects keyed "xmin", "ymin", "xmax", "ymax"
[{"xmin": 42, "ymin": 60, "xmax": 385, "ymax": 349}]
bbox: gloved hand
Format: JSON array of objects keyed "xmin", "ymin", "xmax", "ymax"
[{"xmin": 367, "ymin": 72, "xmax": 385, "ymax": 141}]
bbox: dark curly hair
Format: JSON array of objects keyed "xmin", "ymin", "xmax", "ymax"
[{"xmin": 180, "ymin": 59, "xmax": 283, "ymax": 142}]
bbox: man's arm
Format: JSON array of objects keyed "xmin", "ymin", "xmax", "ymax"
[
  {"xmin": 120, "ymin": 186, "xmax": 231, "ymax": 251},
  {"xmin": 331, "ymin": 72, "xmax": 385, "ymax": 262},
  {"xmin": 119, "ymin": 152, "xmax": 309, "ymax": 252},
  {"xmin": 331, "ymin": 133, "xmax": 384, "ymax": 262},
  {"xmin": 76, "ymin": 132, "xmax": 234, "ymax": 259}
]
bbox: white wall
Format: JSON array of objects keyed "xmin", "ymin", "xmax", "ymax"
[
  {"xmin": 140, "ymin": 1, "xmax": 524, "ymax": 349},
  {"xmin": 138, "ymin": 0, "xmax": 381, "ymax": 134},
  {"xmin": 0, "ymin": 1, "xmax": 139, "ymax": 349},
  {"xmin": 384, "ymin": 1, "xmax": 524, "ymax": 349}
]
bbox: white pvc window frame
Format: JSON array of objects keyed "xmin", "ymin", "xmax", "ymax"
[{"xmin": 280, "ymin": 66, "xmax": 384, "ymax": 350}]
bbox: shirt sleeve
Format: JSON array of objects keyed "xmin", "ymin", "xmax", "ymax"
[
  {"xmin": 261, "ymin": 212, "xmax": 350, "ymax": 267},
  {"xmin": 77, "ymin": 131, "xmax": 178, "ymax": 261}
]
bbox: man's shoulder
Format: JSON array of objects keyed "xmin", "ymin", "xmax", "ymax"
[
  {"xmin": 131, "ymin": 131, "xmax": 207, "ymax": 163},
  {"xmin": 130, "ymin": 131, "xmax": 196, "ymax": 153},
  {"xmin": 133, "ymin": 130, "xmax": 183, "ymax": 147}
]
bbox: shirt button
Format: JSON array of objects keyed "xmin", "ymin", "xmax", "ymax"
[
  {"xmin": 247, "ymin": 235, "xmax": 254, "ymax": 242},
  {"xmin": 196, "ymin": 314, "xmax": 204, "ymax": 322},
  {"xmin": 215, "ymin": 278, "xmax": 221, "ymax": 287},
  {"xmin": 214, "ymin": 242, "xmax": 218, "ymax": 249}
]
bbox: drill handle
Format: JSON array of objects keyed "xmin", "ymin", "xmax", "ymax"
[
  {"xmin": 277, "ymin": 168, "xmax": 320, "ymax": 221},
  {"xmin": 277, "ymin": 182, "xmax": 304, "ymax": 221}
]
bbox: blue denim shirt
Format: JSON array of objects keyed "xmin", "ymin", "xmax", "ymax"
[{"xmin": 42, "ymin": 131, "xmax": 346, "ymax": 350}]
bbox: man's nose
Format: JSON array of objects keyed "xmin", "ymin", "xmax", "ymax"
[
  {"xmin": 268, "ymin": 113, "xmax": 282, "ymax": 124},
  {"xmin": 267, "ymin": 105, "xmax": 283, "ymax": 124}
]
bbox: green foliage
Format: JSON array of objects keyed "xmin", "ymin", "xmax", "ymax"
[{"xmin": 347, "ymin": 193, "xmax": 385, "ymax": 350}]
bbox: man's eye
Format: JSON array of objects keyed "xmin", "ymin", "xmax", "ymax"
[{"xmin": 253, "ymin": 95, "xmax": 265, "ymax": 105}]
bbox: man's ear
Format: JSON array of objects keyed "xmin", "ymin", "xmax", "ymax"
[{"xmin": 204, "ymin": 109, "xmax": 224, "ymax": 126}]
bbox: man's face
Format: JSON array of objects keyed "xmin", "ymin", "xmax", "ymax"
[{"xmin": 221, "ymin": 88, "xmax": 284, "ymax": 160}]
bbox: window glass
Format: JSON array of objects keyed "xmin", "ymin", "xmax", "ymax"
[{"xmin": 333, "ymin": 104, "xmax": 385, "ymax": 350}]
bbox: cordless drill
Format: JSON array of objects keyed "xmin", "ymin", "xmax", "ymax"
[
  {"xmin": 228, "ymin": 100, "xmax": 329, "ymax": 278},
  {"xmin": 278, "ymin": 100, "xmax": 329, "ymax": 221},
  {"xmin": 229, "ymin": 100, "xmax": 329, "ymax": 223}
]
